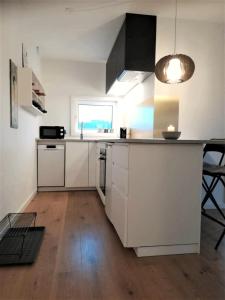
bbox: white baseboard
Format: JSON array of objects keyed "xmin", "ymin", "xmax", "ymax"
[
  {"xmin": 17, "ymin": 189, "xmax": 37, "ymax": 213},
  {"xmin": 134, "ymin": 243, "xmax": 200, "ymax": 257},
  {"xmin": 37, "ymin": 186, "xmax": 96, "ymax": 192}
]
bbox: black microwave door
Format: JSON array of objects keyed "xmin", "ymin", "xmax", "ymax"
[
  {"xmin": 40, "ymin": 126, "xmax": 65, "ymax": 139},
  {"xmin": 40, "ymin": 127, "xmax": 57, "ymax": 139}
]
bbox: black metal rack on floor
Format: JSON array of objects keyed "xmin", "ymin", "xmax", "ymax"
[
  {"xmin": 0, "ymin": 213, "xmax": 45, "ymax": 265},
  {"xmin": 0, "ymin": 213, "xmax": 37, "ymax": 257}
]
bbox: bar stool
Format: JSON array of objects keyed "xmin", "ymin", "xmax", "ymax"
[{"xmin": 202, "ymin": 143, "xmax": 225, "ymax": 249}]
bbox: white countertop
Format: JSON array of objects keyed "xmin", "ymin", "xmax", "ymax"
[{"xmin": 36, "ymin": 137, "xmax": 208, "ymax": 144}]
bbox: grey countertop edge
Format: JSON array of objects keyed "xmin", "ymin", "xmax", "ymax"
[{"xmin": 36, "ymin": 138, "xmax": 210, "ymax": 144}]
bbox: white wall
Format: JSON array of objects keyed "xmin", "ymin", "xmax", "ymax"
[
  {"xmin": 42, "ymin": 17, "xmax": 225, "ymax": 142},
  {"xmin": 155, "ymin": 18, "xmax": 225, "ymax": 139},
  {"xmin": 42, "ymin": 59, "xmax": 107, "ymax": 135},
  {"xmin": 1, "ymin": 2, "xmax": 42, "ymax": 219},
  {"xmin": 122, "ymin": 17, "xmax": 225, "ymax": 207},
  {"xmin": 121, "ymin": 75, "xmax": 155, "ymax": 138},
  {"xmin": 121, "ymin": 18, "xmax": 225, "ymax": 140}
]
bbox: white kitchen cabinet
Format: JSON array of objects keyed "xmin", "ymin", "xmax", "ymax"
[
  {"xmin": 88, "ymin": 142, "xmax": 96, "ymax": 187},
  {"xmin": 65, "ymin": 142, "xmax": 89, "ymax": 187},
  {"xmin": 18, "ymin": 67, "xmax": 46, "ymax": 116}
]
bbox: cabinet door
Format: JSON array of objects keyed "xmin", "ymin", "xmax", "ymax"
[
  {"xmin": 65, "ymin": 142, "xmax": 89, "ymax": 187},
  {"xmin": 88, "ymin": 142, "xmax": 96, "ymax": 187}
]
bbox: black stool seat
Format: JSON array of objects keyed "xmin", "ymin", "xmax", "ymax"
[{"xmin": 203, "ymin": 164, "xmax": 225, "ymax": 176}]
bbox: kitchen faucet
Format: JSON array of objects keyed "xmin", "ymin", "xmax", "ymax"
[{"xmin": 80, "ymin": 122, "xmax": 84, "ymax": 140}]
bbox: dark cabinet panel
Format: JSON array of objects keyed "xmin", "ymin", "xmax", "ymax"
[
  {"xmin": 106, "ymin": 22, "xmax": 126, "ymax": 93},
  {"xmin": 125, "ymin": 14, "xmax": 156, "ymax": 72},
  {"xmin": 106, "ymin": 13, "xmax": 157, "ymax": 94}
]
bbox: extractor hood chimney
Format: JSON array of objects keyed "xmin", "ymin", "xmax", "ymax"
[{"xmin": 106, "ymin": 13, "xmax": 157, "ymax": 97}]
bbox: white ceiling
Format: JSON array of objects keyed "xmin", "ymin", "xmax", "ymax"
[{"xmin": 3, "ymin": 0, "xmax": 225, "ymax": 62}]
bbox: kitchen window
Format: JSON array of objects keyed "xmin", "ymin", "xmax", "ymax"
[{"xmin": 71, "ymin": 98, "xmax": 118, "ymax": 136}]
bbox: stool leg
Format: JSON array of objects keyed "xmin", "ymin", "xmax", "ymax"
[
  {"xmin": 202, "ymin": 176, "xmax": 225, "ymax": 219},
  {"xmin": 202, "ymin": 178, "xmax": 211, "ymax": 209},
  {"xmin": 215, "ymin": 229, "xmax": 225, "ymax": 250},
  {"xmin": 208, "ymin": 193, "xmax": 225, "ymax": 220},
  {"xmin": 202, "ymin": 176, "xmax": 219, "ymax": 209}
]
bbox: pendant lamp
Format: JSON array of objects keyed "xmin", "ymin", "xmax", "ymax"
[{"xmin": 155, "ymin": 0, "xmax": 195, "ymax": 84}]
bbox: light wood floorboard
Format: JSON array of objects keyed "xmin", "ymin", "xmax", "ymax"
[{"xmin": 0, "ymin": 191, "xmax": 224, "ymax": 300}]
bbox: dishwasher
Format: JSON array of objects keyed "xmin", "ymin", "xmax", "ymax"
[{"xmin": 38, "ymin": 144, "xmax": 65, "ymax": 187}]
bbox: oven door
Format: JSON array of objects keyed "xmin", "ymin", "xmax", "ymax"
[{"xmin": 99, "ymin": 150, "xmax": 106, "ymax": 195}]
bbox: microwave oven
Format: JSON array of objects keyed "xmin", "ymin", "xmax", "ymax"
[{"xmin": 39, "ymin": 126, "xmax": 66, "ymax": 139}]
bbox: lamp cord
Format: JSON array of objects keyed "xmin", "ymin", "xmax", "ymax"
[{"xmin": 174, "ymin": 0, "xmax": 178, "ymax": 54}]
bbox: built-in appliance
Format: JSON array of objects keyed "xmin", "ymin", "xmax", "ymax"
[
  {"xmin": 105, "ymin": 143, "xmax": 113, "ymax": 221},
  {"xmin": 37, "ymin": 144, "xmax": 65, "ymax": 187},
  {"xmin": 99, "ymin": 148, "xmax": 106, "ymax": 196},
  {"xmin": 106, "ymin": 13, "xmax": 156, "ymax": 96},
  {"xmin": 39, "ymin": 126, "xmax": 66, "ymax": 139}
]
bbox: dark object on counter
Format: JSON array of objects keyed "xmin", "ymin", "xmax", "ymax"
[
  {"xmin": 202, "ymin": 143, "xmax": 225, "ymax": 250},
  {"xmin": 0, "ymin": 213, "xmax": 45, "ymax": 265},
  {"xmin": 120, "ymin": 127, "xmax": 127, "ymax": 139},
  {"xmin": 162, "ymin": 131, "xmax": 181, "ymax": 140},
  {"xmin": 39, "ymin": 126, "xmax": 66, "ymax": 139}
]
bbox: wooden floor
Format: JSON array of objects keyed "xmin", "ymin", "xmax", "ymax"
[{"xmin": 0, "ymin": 191, "xmax": 225, "ymax": 300}]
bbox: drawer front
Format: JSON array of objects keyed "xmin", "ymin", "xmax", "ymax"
[
  {"xmin": 112, "ymin": 165, "xmax": 128, "ymax": 197},
  {"xmin": 112, "ymin": 145, "xmax": 128, "ymax": 170},
  {"xmin": 111, "ymin": 184, "xmax": 127, "ymax": 246}
]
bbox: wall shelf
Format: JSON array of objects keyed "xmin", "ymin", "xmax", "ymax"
[{"xmin": 18, "ymin": 67, "xmax": 47, "ymax": 116}]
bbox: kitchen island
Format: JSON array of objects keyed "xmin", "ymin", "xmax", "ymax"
[
  {"xmin": 37, "ymin": 138, "xmax": 205, "ymax": 256},
  {"xmin": 104, "ymin": 141, "xmax": 203, "ymax": 257}
]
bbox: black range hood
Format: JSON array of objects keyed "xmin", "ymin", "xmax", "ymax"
[{"xmin": 106, "ymin": 13, "xmax": 157, "ymax": 96}]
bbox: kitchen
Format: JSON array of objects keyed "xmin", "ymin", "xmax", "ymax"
[{"xmin": 0, "ymin": 1, "xmax": 225, "ymax": 299}]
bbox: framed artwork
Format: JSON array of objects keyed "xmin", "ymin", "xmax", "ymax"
[
  {"xmin": 22, "ymin": 43, "xmax": 28, "ymax": 67},
  {"xmin": 9, "ymin": 59, "xmax": 18, "ymax": 129}
]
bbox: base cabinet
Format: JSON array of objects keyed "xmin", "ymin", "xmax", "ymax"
[
  {"xmin": 65, "ymin": 142, "xmax": 89, "ymax": 187},
  {"xmin": 65, "ymin": 142, "xmax": 96, "ymax": 188}
]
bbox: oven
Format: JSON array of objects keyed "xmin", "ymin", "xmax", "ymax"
[{"xmin": 99, "ymin": 148, "xmax": 106, "ymax": 196}]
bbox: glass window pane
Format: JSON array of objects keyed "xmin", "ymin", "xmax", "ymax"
[{"xmin": 78, "ymin": 104, "xmax": 113, "ymax": 130}]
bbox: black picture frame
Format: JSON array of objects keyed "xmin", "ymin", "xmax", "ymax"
[{"xmin": 9, "ymin": 59, "xmax": 18, "ymax": 129}]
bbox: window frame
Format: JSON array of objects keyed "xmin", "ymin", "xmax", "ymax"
[{"xmin": 70, "ymin": 97, "xmax": 118, "ymax": 137}]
